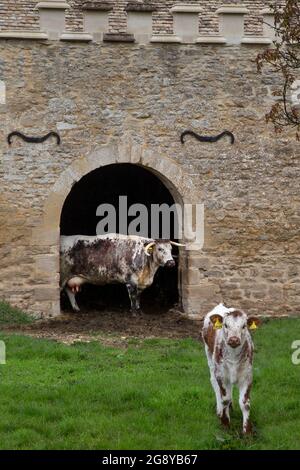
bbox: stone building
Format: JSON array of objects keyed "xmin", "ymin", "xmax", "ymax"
[{"xmin": 0, "ymin": 0, "xmax": 299, "ymax": 318}]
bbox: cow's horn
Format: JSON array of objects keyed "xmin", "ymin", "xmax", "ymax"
[
  {"xmin": 170, "ymin": 241, "xmax": 186, "ymax": 247},
  {"xmin": 144, "ymin": 241, "xmax": 155, "ymax": 256}
]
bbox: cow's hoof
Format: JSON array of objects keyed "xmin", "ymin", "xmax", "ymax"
[
  {"xmin": 220, "ymin": 413, "xmax": 230, "ymax": 428},
  {"xmin": 243, "ymin": 421, "xmax": 253, "ymax": 436},
  {"xmin": 131, "ymin": 309, "xmax": 143, "ymax": 317}
]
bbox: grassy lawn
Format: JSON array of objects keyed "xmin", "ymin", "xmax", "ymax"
[{"xmin": 0, "ymin": 312, "xmax": 299, "ymax": 449}]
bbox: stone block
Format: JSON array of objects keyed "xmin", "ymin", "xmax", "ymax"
[
  {"xmin": 35, "ymin": 285, "xmax": 60, "ymax": 301},
  {"xmin": 261, "ymin": 8, "xmax": 275, "ymax": 41},
  {"xmin": 51, "ymin": 300, "xmax": 61, "ymax": 317},
  {"xmin": 36, "ymin": 254, "xmax": 59, "ymax": 274},
  {"xmin": 60, "ymin": 33, "xmax": 93, "ymax": 42},
  {"xmin": 126, "ymin": 4, "xmax": 155, "ymax": 44},
  {"xmin": 0, "ymin": 80, "xmax": 5, "ymax": 105},
  {"xmin": 183, "ymin": 283, "xmax": 221, "ymax": 301},
  {"xmin": 150, "ymin": 35, "xmax": 182, "ymax": 43},
  {"xmin": 83, "ymin": 3, "xmax": 112, "ymax": 40},
  {"xmin": 171, "ymin": 4, "xmax": 202, "ymax": 44},
  {"xmin": 31, "ymin": 228, "xmax": 59, "ymax": 246},
  {"xmin": 187, "ymin": 268, "xmax": 201, "ymax": 285},
  {"xmin": 217, "ymin": 5, "xmax": 248, "ymax": 44},
  {"xmin": 36, "ymin": 2, "xmax": 70, "ymax": 40}
]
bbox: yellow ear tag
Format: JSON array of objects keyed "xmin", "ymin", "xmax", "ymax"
[
  {"xmin": 148, "ymin": 247, "xmax": 154, "ymax": 253},
  {"xmin": 249, "ymin": 321, "xmax": 257, "ymax": 330},
  {"xmin": 214, "ymin": 318, "xmax": 223, "ymax": 330}
]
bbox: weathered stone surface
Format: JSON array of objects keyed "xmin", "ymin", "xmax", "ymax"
[
  {"xmin": 0, "ymin": 24, "xmax": 299, "ymax": 318},
  {"xmin": 125, "ymin": 3, "xmax": 157, "ymax": 12},
  {"xmin": 35, "ymin": 286, "xmax": 60, "ymax": 302},
  {"xmin": 82, "ymin": 2, "xmax": 114, "ymax": 11},
  {"xmin": 103, "ymin": 32, "xmax": 135, "ymax": 42},
  {"xmin": 0, "ymin": 1, "xmax": 281, "ymax": 38}
]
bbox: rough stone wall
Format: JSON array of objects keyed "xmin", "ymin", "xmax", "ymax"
[
  {"xmin": 0, "ymin": 1, "xmax": 283, "ymax": 35},
  {"xmin": 0, "ymin": 1, "xmax": 40, "ymax": 31},
  {"xmin": 64, "ymin": 1, "xmax": 83, "ymax": 32},
  {"xmin": 0, "ymin": 38, "xmax": 299, "ymax": 318}
]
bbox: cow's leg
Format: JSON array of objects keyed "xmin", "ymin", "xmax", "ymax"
[
  {"xmin": 216, "ymin": 375, "xmax": 232, "ymax": 428},
  {"xmin": 239, "ymin": 381, "xmax": 252, "ymax": 434},
  {"xmin": 205, "ymin": 347, "xmax": 222, "ymax": 415},
  {"xmin": 228, "ymin": 383, "xmax": 233, "ymax": 411},
  {"xmin": 65, "ymin": 286, "xmax": 80, "ymax": 312},
  {"xmin": 210, "ymin": 371, "xmax": 223, "ymax": 417},
  {"xmin": 126, "ymin": 284, "xmax": 142, "ymax": 314}
]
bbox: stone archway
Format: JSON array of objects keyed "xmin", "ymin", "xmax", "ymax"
[{"xmin": 32, "ymin": 141, "xmax": 203, "ymax": 318}]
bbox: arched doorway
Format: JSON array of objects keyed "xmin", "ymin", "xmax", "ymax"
[
  {"xmin": 60, "ymin": 163, "xmax": 181, "ymax": 313},
  {"xmin": 33, "ymin": 142, "xmax": 202, "ymax": 318}
]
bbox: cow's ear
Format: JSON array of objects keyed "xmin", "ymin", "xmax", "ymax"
[
  {"xmin": 247, "ymin": 317, "xmax": 261, "ymax": 330},
  {"xmin": 144, "ymin": 241, "xmax": 155, "ymax": 256},
  {"xmin": 210, "ymin": 314, "xmax": 223, "ymax": 330}
]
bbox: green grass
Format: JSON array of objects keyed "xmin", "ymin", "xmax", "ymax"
[
  {"xmin": 0, "ymin": 318, "xmax": 299, "ymax": 449},
  {"xmin": 0, "ymin": 301, "xmax": 33, "ymax": 326}
]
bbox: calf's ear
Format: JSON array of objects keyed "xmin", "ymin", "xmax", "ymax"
[
  {"xmin": 210, "ymin": 314, "xmax": 223, "ymax": 330},
  {"xmin": 247, "ymin": 317, "xmax": 261, "ymax": 330}
]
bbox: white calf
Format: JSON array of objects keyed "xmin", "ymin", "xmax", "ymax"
[{"xmin": 202, "ymin": 304, "xmax": 260, "ymax": 434}]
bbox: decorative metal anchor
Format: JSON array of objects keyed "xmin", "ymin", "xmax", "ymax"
[
  {"xmin": 7, "ymin": 131, "xmax": 61, "ymax": 145},
  {"xmin": 180, "ymin": 130, "xmax": 235, "ymax": 145}
]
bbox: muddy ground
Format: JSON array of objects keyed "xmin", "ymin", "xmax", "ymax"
[{"xmin": 3, "ymin": 307, "xmax": 203, "ymax": 347}]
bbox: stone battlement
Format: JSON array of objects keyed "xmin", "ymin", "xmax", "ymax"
[{"xmin": 0, "ymin": 1, "xmax": 276, "ymax": 46}]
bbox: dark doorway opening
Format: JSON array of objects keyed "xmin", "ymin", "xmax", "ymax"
[{"xmin": 60, "ymin": 163, "xmax": 180, "ymax": 313}]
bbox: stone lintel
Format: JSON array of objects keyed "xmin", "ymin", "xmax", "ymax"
[
  {"xmin": 125, "ymin": 2, "xmax": 157, "ymax": 12},
  {"xmin": 35, "ymin": 1, "xmax": 70, "ymax": 9},
  {"xmin": 60, "ymin": 32, "xmax": 93, "ymax": 41},
  {"xmin": 0, "ymin": 31, "xmax": 48, "ymax": 40},
  {"xmin": 150, "ymin": 35, "xmax": 182, "ymax": 43},
  {"xmin": 171, "ymin": 4, "xmax": 202, "ymax": 13},
  {"xmin": 103, "ymin": 33, "xmax": 135, "ymax": 43},
  {"xmin": 217, "ymin": 6, "xmax": 249, "ymax": 15},
  {"xmin": 82, "ymin": 2, "xmax": 113, "ymax": 10},
  {"xmin": 242, "ymin": 37, "xmax": 272, "ymax": 45}
]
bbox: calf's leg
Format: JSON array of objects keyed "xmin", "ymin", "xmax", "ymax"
[
  {"xmin": 209, "ymin": 368, "xmax": 222, "ymax": 417},
  {"xmin": 65, "ymin": 286, "xmax": 80, "ymax": 312},
  {"xmin": 205, "ymin": 349, "xmax": 222, "ymax": 417},
  {"xmin": 239, "ymin": 381, "xmax": 252, "ymax": 434},
  {"xmin": 216, "ymin": 375, "xmax": 232, "ymax": 427}
]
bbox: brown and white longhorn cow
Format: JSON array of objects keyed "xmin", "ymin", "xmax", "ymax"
[
  {"xmin": 202, "ymin": 303, "xmax": 261, "ymax": 434},
  {"xmin": 60, "ymin": 234, "xmax": 184, "ymax": 313}
]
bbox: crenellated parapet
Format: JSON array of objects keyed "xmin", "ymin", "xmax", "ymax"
[
  {"xmin": 82, "ymin": 2, "xmax": 113, "ymax": 42},
  {"xmin": 0, "ymin": 1, "xmax": 275, "ymax": 46},
  {"xmin": 126, "ymin": 2, "xmax": 157, "ymax": 44},
  {"xmin": 36, "ymin": 1, "xmax": 70, "ymax": 40}
]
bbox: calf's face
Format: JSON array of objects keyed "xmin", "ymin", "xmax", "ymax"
[{"xmin": 210, "ymin": 311, "xmax": 261, "ymax": 349}]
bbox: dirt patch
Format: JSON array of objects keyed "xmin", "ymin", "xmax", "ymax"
[{"xmin": 2, "ymin": 307, "xmax": 203, "ymax": 347}]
